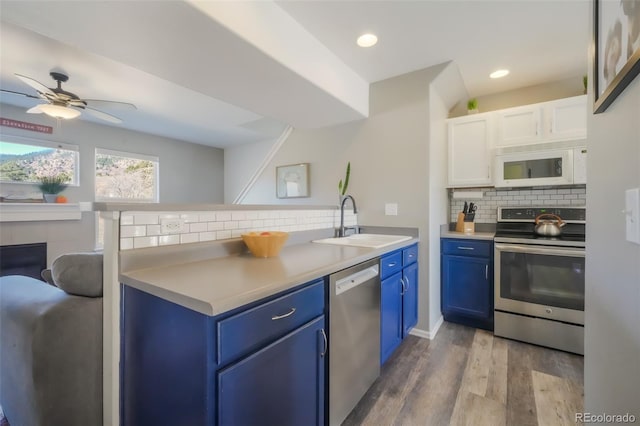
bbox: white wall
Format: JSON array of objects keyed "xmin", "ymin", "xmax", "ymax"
[
  {"xmin": 584, "ymin": 61, "xmax": 640, "ymax": 417},
  {"xmin": 240, "ymin": 63, "xmax": 461, "ymax": 335},
  {"xmin": 0, "ymin": 103, "xmax": 224, "ymax": 263},
  {"xmin": 224, "ymin": 137, "xmax": 280, "ymax": 203}
]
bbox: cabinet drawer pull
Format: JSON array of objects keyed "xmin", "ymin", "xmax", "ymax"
[
  {"xmin": 388, "ymin": 262, "xmax": 398, "ymax": 267},
  {"xmin": 457, "ymin": 246, "xmax": 474, "ymax": 250},
  {"xmin": 271, "ymin": 307, "xmax": 296, "ymax": 320},
  {"xmin": 320, "ymin": 329, "xmax": 327, "ymax": 357},
  {"xmin": 408, "ymin": 253, "xmax": 414, "ymax": 258},
  {"xmin": 485, "ymin": 264, "xmax": 488, "ymax": 280}
]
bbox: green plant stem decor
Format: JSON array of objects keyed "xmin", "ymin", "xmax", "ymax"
[
  {"xmin": 467, "ymin": 98, "xmax": 478, "ymax": 111},
  {"xmin": 338, "ymin": 162, "xmax": 351, "ymax": 197}
]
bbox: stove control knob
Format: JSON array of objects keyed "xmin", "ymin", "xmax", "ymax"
[{"xmin": 545, "ymin": 308, "xmax": 553, "ymax": 314}]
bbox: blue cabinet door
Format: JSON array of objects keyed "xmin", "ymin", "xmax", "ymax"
[
  {"xmin": 402, "ymin": 262, "xmax": 419, "ymax": 338},
  {"xmin": 218, "ymin": 316, "xmax": 326, "ymax": 426},
  {"xmin": 381, "ymin": 272, "xmax": 403, "ymax": 364},
  {"xmin": 442, "ymin": 254, "xmax": 492, "ymax": 322}
]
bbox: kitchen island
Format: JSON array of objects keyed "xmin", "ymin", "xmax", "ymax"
[{"xmin": 95, "ymin": 202, "xmax": 418, "ymax": 425}]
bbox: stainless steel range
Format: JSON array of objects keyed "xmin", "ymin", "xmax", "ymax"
[{"xmin": 494, "ymin": 206, "xmax": 585, "ymax": 355}]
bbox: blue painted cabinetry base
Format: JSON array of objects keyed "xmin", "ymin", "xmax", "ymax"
[
  {"xmin": 441, "ymin": 238, "xmax": 494, "ymax": 331},
  {"xmin": 380, "ymin": 244, "xmax": 419, "ymax": 365},
  {"xmin": 121, "ymin": 279, "xmax": 327, "ymax": 426}
]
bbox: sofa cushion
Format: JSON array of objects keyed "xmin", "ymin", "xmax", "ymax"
[{"xmin": 51, "ymin": 253, "xmax": 103, "ymax": 297}]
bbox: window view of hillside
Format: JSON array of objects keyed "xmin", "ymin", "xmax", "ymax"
[
  {"xmin": 95, "ymin": 150, "xmax": 158, "ymax": 201},
  {"xmin": 0, "ymin": 141, "xmax": 77, "ymax": 184}
]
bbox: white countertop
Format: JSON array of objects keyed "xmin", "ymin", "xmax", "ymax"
[{"xmin": 120, "ymin": 238, "xmax": 418, "ymax": 316}]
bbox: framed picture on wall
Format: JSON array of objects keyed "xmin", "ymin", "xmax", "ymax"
[
  {"xmin": 276, "ymin": 163, "xmax": 309, "ymax": 198},
  {"xmin": 593, "ymin": 0, "xmax": 640, "ymax": 113}
]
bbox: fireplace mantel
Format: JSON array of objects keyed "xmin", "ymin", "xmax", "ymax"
[{"xmin": 0, "ymin": 203, "xmax": 83, "ymax": 222}]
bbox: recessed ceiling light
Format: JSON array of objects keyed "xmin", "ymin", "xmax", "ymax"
[
  {"xmin": 357, "ymin": 33, "xmax": 378, "ymax": 48},
  {"xmin": 490, "ymin": 69, "xmax": 510, "ymax": 79}
]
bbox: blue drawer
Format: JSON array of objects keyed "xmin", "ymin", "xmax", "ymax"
[
  {"xmin": 403, "ymin": 244, "xmax": 418, "ymax": 266},
  {"xmin": 441, "ymin": 239, "xmax": 492, "ymax": 258},
  {"xmin": 217, "ymin": 279, "xmax": 325, "ymax": 366},
  {"xmin": 380, "ymin": 251, "xmax": 403, "ymax": 279}
]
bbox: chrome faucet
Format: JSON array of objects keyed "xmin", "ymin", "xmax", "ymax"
[{"xmin": 339, "ymin": 195, "xmax": 358, "ymax": 237}]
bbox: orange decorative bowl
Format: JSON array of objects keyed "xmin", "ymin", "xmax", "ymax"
[{"xmin": 241, "ymin": 231, "xmax": 289, "ymax": 258}]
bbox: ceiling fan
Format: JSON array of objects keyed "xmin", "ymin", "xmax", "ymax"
[{"xmin": 0, "ymin": 71, "xmax": 137, "ymax": 123}]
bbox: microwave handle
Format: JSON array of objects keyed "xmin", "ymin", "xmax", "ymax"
[{"xmin": 495, "ymin": 243, "xmax": 585, "ymax": 258}]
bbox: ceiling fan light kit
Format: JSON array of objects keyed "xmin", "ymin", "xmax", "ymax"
[
  {"xmin": 1, "ymin": 71, "xmax": 135, "ymax": 124},
  {"xmin": 32, "ymin": 103, "xmax": 81, "ymax": 119}
]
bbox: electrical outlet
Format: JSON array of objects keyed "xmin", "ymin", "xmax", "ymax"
[
  {"xmin": 385, "ymin": 203, "xmax": 398, "ymax": 216},
  {"xmin": 160, "ymin": 218, "xmax": 185, "ymax": 234}
]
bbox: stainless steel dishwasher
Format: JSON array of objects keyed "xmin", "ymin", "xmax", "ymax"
[{"xmin": 329, "ymin": 258, "xmax": 380, "ymax": 426}]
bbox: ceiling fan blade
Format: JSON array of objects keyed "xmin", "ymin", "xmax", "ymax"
[
  {"xmin": 83, "ymin": 106, "xmax": 123, "ymax": 124},
  {"xmin": 26, "ymin": 105, "xmax": 44, "ymax": 114},
  {"xmin": 0, "ymin": 89, "xmax": 41, "ymax": 99},
  {"xmin": 15, "ymin": 73, "xmax": 56, "ymax": 96},
  {"xmin": 80, "ymin": 99, "xmax": 137, "ymax": 110}
]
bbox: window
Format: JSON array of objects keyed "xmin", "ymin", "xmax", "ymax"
[
  {"xmin": 0, "ymin": 136, "xmax": 79, "ymax": 184},
  {"xmin": 94, "ymin": 148, "xmax": 159, "ymax": 250},
  {"xmin": 95, "ymin": 148, "xmax": 159, "ymax": 202}
]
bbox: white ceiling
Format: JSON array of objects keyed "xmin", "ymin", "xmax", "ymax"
[{"xmin": 0, "ymin": 1, "xmax": 590, "ymax": 149}]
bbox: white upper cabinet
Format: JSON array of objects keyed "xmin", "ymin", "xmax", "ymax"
[
  {"xmin": 495, "ymin": 95, "xmax": 587, "ymax": 148},
  {"xmin": 496, "ymin": 105, "xmax": 543, "ymax": 147},
  {"xmin": 545, "ymin": 96, "xmax": 587, "ymax": 141},
  {"xmin": 447, "ymin": 113, "xmax": 493, "ymax": 187}
]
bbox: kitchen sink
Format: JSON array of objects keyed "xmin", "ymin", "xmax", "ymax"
[{"xmin": 312, "ymin": 233, "xmax": 412, "ymax": 249}]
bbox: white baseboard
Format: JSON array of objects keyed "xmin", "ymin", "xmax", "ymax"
[{"xmin": 409, "ymin": 315, "xmax": 444, "ymax": 340}]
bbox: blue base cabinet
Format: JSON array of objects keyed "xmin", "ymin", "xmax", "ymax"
[
  {"xmin": 121, "ymin": 279, "xmax": 327, "ymax": 426},
  {"xmin": 380, "ymin": 244, "xmax": 419, "ymax": 365},
  {"xmin": 441, "ymin": 238, "xmax": 494, "ymax": 331}
]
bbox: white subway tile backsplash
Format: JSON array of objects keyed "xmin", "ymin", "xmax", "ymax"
[
  {"xmin": 199, "ymin": 231, "xmax": 216, "ymax": 242},
  {"xmin": 180, "ymin": 213, "xmax": 200, "ymax": 223},
  {"xmin": 120, "ymin": 238, "xmax": 134, "ymax": 250},
  {"xmin": 180, "ymin": 233, "xmax": 199, "ymax": 244},
  {"xmin": 146, "ymin": 225, "xmax": 161, "ymax": 236},
  {"xmin": 216, "ymin": 230, "xmax": 232, "ymax": 240},
  {"xmin": 120, "ymin": 208, "xmax": 343, "ymax": 250},
  {"xmin": 159, "ymin": 235, "xmax": 180, "ymax": 246},
  {"xmin": 216, "ymin": 211, "xmax": 232, "ymax": 221},
  {"xmin": 121, "ymin": 225, "xmax": 147, "ymax": 238},
  {"xmin": 134, "ymin": 236, "xmax": 158, "ymax": 249},
  {"xmin": 207, "ymin": 221, "xmax": 224, "ymax": 231},
  {"xmin": 199, "ymin": 213, "xmax": 216, "ymax": 222},
  {"xmin": 189, "ymin": 222, "xmax": 207, "ymax": 233},
  {"xmin": 449, "ymin": 185, "xmax": 587, "ymax": 223},
  {"xmin": 134, "ymin": 214, "xmax": 159, "ymax": 225}
]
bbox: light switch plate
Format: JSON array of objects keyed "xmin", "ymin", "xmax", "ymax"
[
  {"xmin": 385, "ymin": 203, "xmax": 398, "ymax": 216},
  {"xmin": 625, "ymin": 188, "xmax": 640, "ymax": 245}
]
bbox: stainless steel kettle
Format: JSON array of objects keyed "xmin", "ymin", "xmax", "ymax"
[{"xmin": 534, "ymin": 213, "xmax": 566, "ymax": 237}]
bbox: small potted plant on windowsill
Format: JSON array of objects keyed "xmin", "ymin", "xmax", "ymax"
[
  {"xmin": 467, "ymin": 98, "xmax": 479, "ymax": 114},
  {"xmin": 37, "ymin": 174, "xmax": 69, "ymax": 203}
]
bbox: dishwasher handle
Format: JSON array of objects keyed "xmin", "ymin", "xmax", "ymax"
[{"xmin": 335, "ymin": 265, "xmax": 379, "ymax": 296}]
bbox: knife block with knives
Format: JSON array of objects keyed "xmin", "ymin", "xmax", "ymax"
[{"xmin": 455, "ymin": 201, "xmax": 476, "ymax": 234}]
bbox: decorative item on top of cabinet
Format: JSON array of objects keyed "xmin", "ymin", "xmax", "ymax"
[
  {"xmin": 441, "ymin": 238, "xmax": 493, "ymax": 331},
  {"xmin": 380, "ymin": 244, "xmax": 418, "ymax": 364},
  {"xmin": 495, "ymin": 95, "xmax": 587, "ymax": 147},
  {"xmin": 447, "ymin": 113, "xmax": 493, "ymax": 188}
]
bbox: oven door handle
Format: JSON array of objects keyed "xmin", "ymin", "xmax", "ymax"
[{"xmin": 494, "ymin": 243, "xmax": 585, "ymax": 258}]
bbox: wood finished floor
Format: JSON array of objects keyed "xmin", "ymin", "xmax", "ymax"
[{"xmin": 344, "ymin": 321, "xmax": 584, "ymax": 426}]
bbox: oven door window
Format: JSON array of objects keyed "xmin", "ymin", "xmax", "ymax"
[{"xmin": 499, "ymin": 251, "xmax": 584, "ymax": 310}]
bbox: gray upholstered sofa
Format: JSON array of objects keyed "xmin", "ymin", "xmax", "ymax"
[{"xmin": 0, "ymin": 252, "xmax": 103, "ymax": 426}]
